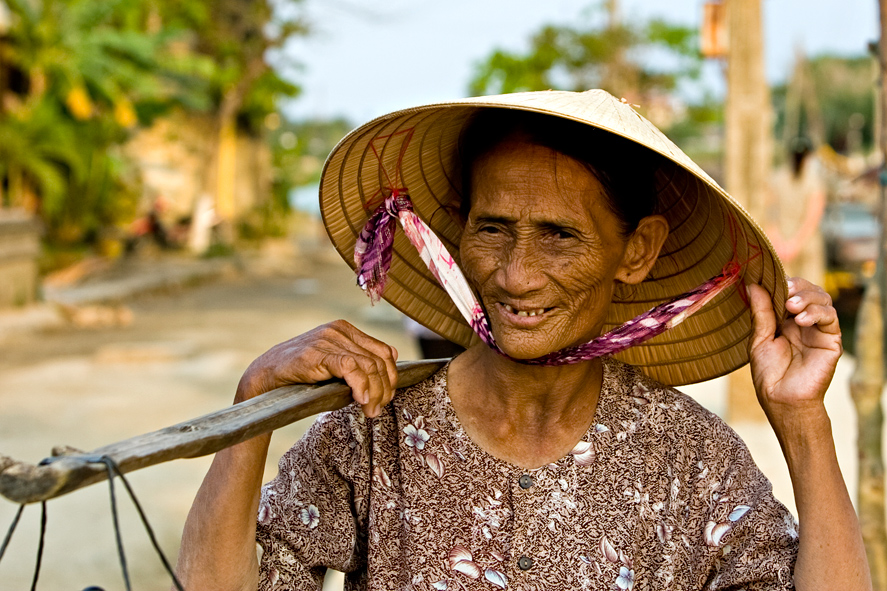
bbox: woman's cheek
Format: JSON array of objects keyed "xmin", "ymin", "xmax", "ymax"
[{"xmin": 460, "ymin": 236, "xmax": 503, "ymax": 278}]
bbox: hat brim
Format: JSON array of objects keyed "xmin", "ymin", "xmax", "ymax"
[{"xmin": 320, "ymin": 90, "xmax": 786, "ymax": 386}]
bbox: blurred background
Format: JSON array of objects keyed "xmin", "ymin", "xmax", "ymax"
[{"xmin": 0, "ymin": 0, "xmax": 885, "ymax": 589}]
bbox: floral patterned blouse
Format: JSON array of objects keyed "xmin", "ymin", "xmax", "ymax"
[{"xmin": 256, "ymin": 358, "xmax": 798, "ymax": 590}]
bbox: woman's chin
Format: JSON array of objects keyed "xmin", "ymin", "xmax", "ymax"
[
  {"xmin": 491, "ymin": 328, "xmax": 599, "ymax": 362},
  {"xmin": 492, "ymin": 335, "xmax": 563, "ymax": 361}
]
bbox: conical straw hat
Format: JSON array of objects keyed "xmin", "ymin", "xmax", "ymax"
[{"xmin": 320, "ymin": 89, "xmax": 786, "ymax": 386}]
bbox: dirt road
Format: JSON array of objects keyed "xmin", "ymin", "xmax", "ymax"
[{"xmin": 0, "ymin": 254, "xmax": 417, "ymax": 590}]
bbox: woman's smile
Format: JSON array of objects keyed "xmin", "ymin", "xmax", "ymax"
[{"xmin": 496, "ymin": 301, "xmax": 554, "ymax": 323}]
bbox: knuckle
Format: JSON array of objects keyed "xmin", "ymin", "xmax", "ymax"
[
  {"xmin": 326, "ymin": 319, "xmax": 352, "ymax": 337},
  {"xmin": 354, "ymin": 353, "xmax": 375, "ymax": 369},
  {"xmin": 339, "ymin": 354, "xmax": 360, "ymax": 372}
]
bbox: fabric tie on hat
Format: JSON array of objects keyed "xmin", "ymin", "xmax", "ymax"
[
  {"xmin": 355, "ymin": 192, "xmax": 742, "ymax": 365},
  {"xmin": 355, "ymin": 191, "xmax": 498, "ymax": 348}
]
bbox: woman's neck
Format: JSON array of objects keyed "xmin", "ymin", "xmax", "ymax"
[{"xmin": 447, "ymin": 344, "xmax": 604, "ymax": 468}]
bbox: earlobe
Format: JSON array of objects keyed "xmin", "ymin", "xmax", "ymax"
[{"xmin": 616, "ymin": 215, "xmax": 669, "ymax": 284}]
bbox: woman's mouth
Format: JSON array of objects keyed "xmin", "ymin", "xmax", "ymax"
[{"xmin": 500, "ymin": 303, "xmax": 552, "ymax": 318}]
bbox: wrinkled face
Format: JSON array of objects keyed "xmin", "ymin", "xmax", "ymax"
[{"xmin": 460, "ymin": 138, "xmax": 633, "ymax": 359}]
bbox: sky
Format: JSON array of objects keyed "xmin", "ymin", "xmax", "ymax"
[{"xmin": 277, "ymin": 0, "xmax": 878, "ymax": 123}]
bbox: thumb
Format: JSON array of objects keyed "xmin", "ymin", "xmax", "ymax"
[{"xmin": 747, "ymin": 283, "xmax": 777, "ymax": 352}]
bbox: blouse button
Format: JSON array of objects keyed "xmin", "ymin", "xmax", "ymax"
[
  {"xmin": 518, "ymin": 555, "xmax": 534, "ymax": 570},
  {"xmin": 518, "ymin": 474, "xmax": 534, "ymax": 489}
]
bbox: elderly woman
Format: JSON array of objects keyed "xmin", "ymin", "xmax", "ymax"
[{"xmin": 176, "ymin": 91, "xmax": 869, "ymax": 590}]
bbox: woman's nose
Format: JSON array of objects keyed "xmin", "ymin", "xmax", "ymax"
[{"xmin": 496, "ymin": 239, "xmax": 547, "ymax": 295}]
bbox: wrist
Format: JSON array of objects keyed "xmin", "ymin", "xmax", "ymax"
[
  {"xmin": 765, "ymin": 403, "xmax": 834, "ymax": 467},
  {"xmin": 235, "ymin": 363, "xmax": 269, "ymax": 403}
]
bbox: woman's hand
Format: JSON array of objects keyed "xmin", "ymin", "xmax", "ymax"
[
  {"xmin": 236, "ymin": 320, "xmax": 399, "ymax": 418},
  {"xmin": 747, "ymin": 278, "xmax": 842, "ymax": 424}
]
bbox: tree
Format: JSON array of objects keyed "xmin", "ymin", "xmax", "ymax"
[
  {"xmin": 151, "ymin": 0, "xmax": 305, "ymax": 237},
  {"xmin": 468, "ymin": 2, "xmax": 701, "ymax": 113},
  {"xmin": 0, "ymin": 0, "xmax": 216, "ymax": 243},
  {"xmin": 0, "ymin": 0, "xmax": 307, "ymax": 249},
  {"xmin": 772, "ymin": 54, "xmax": 876, "ymax": 154}
]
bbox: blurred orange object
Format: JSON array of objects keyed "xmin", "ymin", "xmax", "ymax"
[{"xmin": 701, "ymin": 2, "xmax": 728, "ymax": 59}]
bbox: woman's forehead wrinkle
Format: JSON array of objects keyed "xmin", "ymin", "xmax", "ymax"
[{"xmin": 471, "ymin": 139, "xmax": 616, "ymax": 234}]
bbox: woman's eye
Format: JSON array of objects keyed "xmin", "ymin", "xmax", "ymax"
[
  {"xmin": 478, "ymin": 225, "xmax": 500, "ymax": 234},
  {"xmin": 555, "ymin": 230, "xmax": 576, "ymax": 240}
]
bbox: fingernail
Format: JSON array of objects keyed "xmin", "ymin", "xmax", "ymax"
[
  {"xmin": 788, "ymin": 296, "xmax": 801, "ymax": 305},
  {"xmin": 796, "ymin": 311, "xmax": 807, "ymax": 322},
  {"xmin": 787, "ymin": 279, "xmax": 794, "ymax": 289}
]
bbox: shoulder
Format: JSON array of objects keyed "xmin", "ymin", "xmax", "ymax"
[
  {"xmin": 287, "ymin": 364, "xmax": 447, "ymax": 459},
  {"xmin": 603, "ymin": 357, "xmax": 736, "ymax": 436},
  {"xmin": 601, "ymin": 358, "xmax": 760, "ymax": 474}
]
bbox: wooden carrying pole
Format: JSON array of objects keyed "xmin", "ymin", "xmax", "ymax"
[{"xmin": 0, "ymin": 359, "xmax": 447, "ymax": 506}]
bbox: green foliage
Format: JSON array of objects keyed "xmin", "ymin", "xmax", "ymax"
[
  {"xmin": 0, "ymin": 0, "xmax": 307, "ymax": 249},
  {"xmin": 0, "ymin": 0, "xmax": 216, "ymax": 244},
  {"xmin": 270, "ymin": 117, "xmax": 352, "ymax": 190},
  {"xmin": 151, "ymin": 0, "xmax": 306, "ymax": 133},
  {"xmin": 772, "ymin": 54, "xmax": 875, "ymax": 154},
  {"xmin": 239, "ymin": 70, "xmax": 301, "ymax": 133},
  {"xmin": 467, "ymin": 3, "xmax": 716, "ymax": 166},
  {"xmin": 469, "ymin": 4, "xmax": 702, "ymax": 100},
  {"xmin": 264, "ymin": 116, "xmax": 352, "ymax": 223},
  {"xmin": 0, "ymin": 101, "xmax": 84, "ymax": 204}
]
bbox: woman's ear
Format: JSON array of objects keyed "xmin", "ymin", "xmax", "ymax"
[{"xmin": 615, "ymin": 215, "xmax": 669, "ymax": 285}]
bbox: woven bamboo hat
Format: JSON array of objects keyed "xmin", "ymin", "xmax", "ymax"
[{"xmin": 320, "ymin": 89, "xmax": 786, "ymax": 386}]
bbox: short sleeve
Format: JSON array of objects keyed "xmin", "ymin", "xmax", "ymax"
[
  {"xmin": 705, "ymin": 495, "xmax": 798, "ymax": 590},
  {"xmin": 256, "ymin": 408, "xmax": 370, "ymax": 590},
  {"xmin": 693, "ymin": 423, "xmax": 799, "ymax": 590}
]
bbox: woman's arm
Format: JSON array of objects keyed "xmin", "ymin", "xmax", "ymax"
[
  {"xmin": 747, "ymin": 279, "xmax": 871, "ymax": 590},
  {"xmin": 174, "ymin": 320, "xmax": 399, "ymax": 591}
]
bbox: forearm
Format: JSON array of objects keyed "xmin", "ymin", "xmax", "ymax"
[
  {"xmin": 175, "ymin": 433, "xmax": 272, "ymax": 591},
  {"xmin": 770, "ymin": 406, "xmax": 871, "ymax": 590}
]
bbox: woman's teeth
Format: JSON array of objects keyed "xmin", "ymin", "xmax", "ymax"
[{"xmin": 503, "ymin": 304, "xmax": 546, "ymax": 317}]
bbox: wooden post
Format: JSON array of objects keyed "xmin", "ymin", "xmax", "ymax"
[
  {"xmin": 216, "ymin": 116, "xmax": 237, "ymax": 223},
  {"xmin": 724, "ymin": 0, "xmax": 772, "ymax": 422},
  {"xmin": 848, "ymin": 1, "xmax": 887, "ymax": 586},
  {"xmin": 851, "ymin": 266, "xmax": 887, "ymax": 588}
]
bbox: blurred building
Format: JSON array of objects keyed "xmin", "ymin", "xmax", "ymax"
[
  {"xmin": 0, "ymin": 209, "xmax": 40, "ymax": 308},
  {"xmin": 124, "ymin": 111, "xmax": 272, "ymax": 233}
]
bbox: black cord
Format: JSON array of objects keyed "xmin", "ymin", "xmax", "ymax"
[
  {"xmin": 29, "ymin": 502, "xmax": 47, "ymax": 591},
  {"xmin": 1, "ymin": 504, "xmax": 48, "ymax": 591},
  {"xmin": 98, "ymin": 456, "xmax": 185, "ymax": 591},
  {"xmin": 0, "ymin": 504, "xmax": 24, "ymax": 563},
  {"xmin": 102, "ymin": 459, "xmax": 132, "ymax": 591},
  {"xmin": 0, "ymin": 457, "xmax": 185, "ymax": 591}
]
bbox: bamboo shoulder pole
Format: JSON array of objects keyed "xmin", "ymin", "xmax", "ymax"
[{"xmin": 0, "ymin": 359, "xmax": 447, "ymax": 506}]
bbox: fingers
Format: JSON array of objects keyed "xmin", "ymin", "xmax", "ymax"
[
  {"xmin": 237, "ymin": 320, "xmax": 399, "ymax": 418},
  {"xmin": 747, "ymin": 277, "xmax": 842, "ymax": 350},
  {"xmin": 306, "ymin": 321, "xmax": 399, "ymax": 418},
  {"xmin": 333, "ymin": 321, "xmax": 399, "ymax": 393},
  {"xmin": 785, "ymin": 278, "xmax": 840, "ymax": 335}
]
